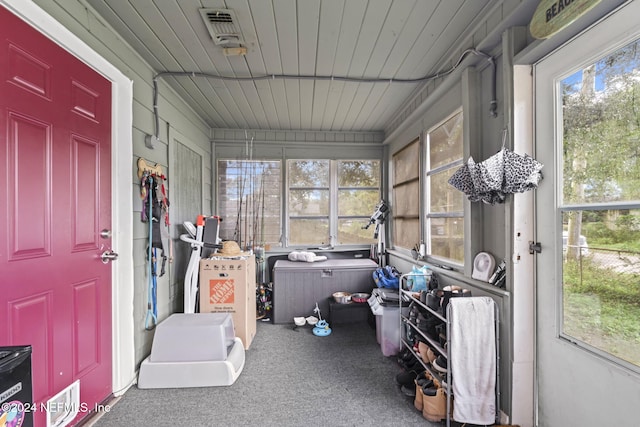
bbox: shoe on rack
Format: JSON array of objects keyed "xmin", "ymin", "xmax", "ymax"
[
  {"xmin": 414, "ymin": 381, "xmax": 424, "ymax": 411},
  {"xmin": 417, "ymin": 314, "xmax": 442, "ymax": 340},
  {"xmin": 422, "ymin": 386, "xmax": 447, "ymax": 422},
  {"xmin": 426, "ymin": 347, "xmax": 437, "ymax": 364},
  {"xmin": 414, "ymin": 372, "xmax": 434, "ymax": 412},
  {"xmin": 408, "ymin": 301, "xmax": 419, "ymax": 323},
  {"xmin": 401, "ymin": 383, "xmax": 416, "ymax": 398},
  {"xmin": 426, "ymin": 289, "xmax": 444, "ymax": 312},
  {"xmin": 397, "ymin": 348, "xmax": 413, "ymax": 364},
  {"xmin": 432, "ymin": 355, "xmax": 448, "ymax": 374},
  {"xmin": 415, "ymin": 370, "xmax": 433, "ymax": 388},
  {"xmin": 418, "ymin": 341, "xmax": 437, "ymax": 363},
  {"xmin": 400, "ymin": 355, "xmax": 419, "ymax": 370},
  {"xmin": 438, "ymin": 332, "xmax": 447, "ymax": 347},
  {"xmin": 395, "ymin": 368, "xmax": 423, "ymax": 387},
  {"xmin": 402, "ymin": 359, "xmax": 426, "ymax": 373}
]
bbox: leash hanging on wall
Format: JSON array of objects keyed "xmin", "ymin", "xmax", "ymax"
[{"xmin": 138, "ymin": 158, "xmax": 170, "ymax": 330}]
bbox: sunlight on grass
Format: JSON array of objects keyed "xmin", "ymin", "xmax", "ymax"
[{"xmin": 563, "ymin": 257, "xmax": 640, "ymax": 366}]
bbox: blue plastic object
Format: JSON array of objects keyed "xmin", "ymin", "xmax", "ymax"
[
  {"xmin": 372, "ymin": 265, "xmax": 400, "ymax": 289},
  {"xmin": 312, "ymin": 319, "xmax": 332, "ymax": 336}
]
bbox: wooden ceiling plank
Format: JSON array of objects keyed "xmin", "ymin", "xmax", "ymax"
[
  {"xmin": 377, "ymin": 1, "xmax": 440, "ymax": 78},
  {"xmin": 273, "ymin": 0, "xmax": 300, "ymax": 129},
  {"xmin": 313, "ymin": 0, "xmax": 345, "ymax": 129},
  {"xmin": 347, "ymin": 0, "xmax": 393, "ymax": 78},
  {"xmin": 297, "ymin": 0, "xmax": 320, "ymax": 76},
  {"xmin": 343, "ymin": 82, "xmax": 376, "ymax": 131},
  {"xmin": 85, "ymin": 0, "xmax": 164, "ymax": 71},
  {"xmin": 332, "ymin": 0, "xmax": 368, "ymax": 77},
  {"xmin": 411, "ymin": 1, "xmax": 491, "ymax": 78},
  {"xmin": 320, "ymin": 81, "xmax": 345, "ymax": 131},
  {"xmin": 363, "ymin": 0, "xmax": 416, "ymax": 78},
  {"xmin": 225, "ymin": 0, "xmax": 271, "ymax": 128},
  {"xmin": 247, "ymin": 0, "xmax": 292, "ymax": 129},
  {"xmin": 362, "ymin": 84, "xmax": 416, "ymax": 131}
]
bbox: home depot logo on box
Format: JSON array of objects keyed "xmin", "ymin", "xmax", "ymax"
[{"xmin": 208, "ymin": 277, "xmax": 235, "ymax": 304}]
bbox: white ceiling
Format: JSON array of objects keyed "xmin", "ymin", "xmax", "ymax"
[{"xmin": 86, "ymin": 0, "xmax": 518, "ymax": 133}]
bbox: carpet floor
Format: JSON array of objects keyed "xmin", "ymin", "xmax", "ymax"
[{"xmin": 89, "ymin": 318, "xmax": 455, "ymax": 427}]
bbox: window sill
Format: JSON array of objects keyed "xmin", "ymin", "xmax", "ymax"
[{"xmin": 386, "ymin": 248, "xmax": 510, "ymax": 298}]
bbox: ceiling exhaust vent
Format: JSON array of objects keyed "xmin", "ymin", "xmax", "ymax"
[{"xmin": 199, "ymin": 8, "xmax": 244, "ymax": 46}]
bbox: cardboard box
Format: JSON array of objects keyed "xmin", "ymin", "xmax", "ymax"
[{"xmin": 199, "ymin": 255, "xmax": 256, "ymax": 350}]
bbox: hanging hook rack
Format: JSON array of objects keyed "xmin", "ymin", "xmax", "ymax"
[{"xmin": 137, "ymin": 157, "xmax": 165, "ymax": 180}]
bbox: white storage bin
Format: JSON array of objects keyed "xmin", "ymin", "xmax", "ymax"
[{"xmin": 370, "ymin": 289, "xmax": 405, "ymax": 356}]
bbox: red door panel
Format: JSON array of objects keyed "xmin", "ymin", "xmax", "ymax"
[{"xmin": 1, "ymin": 7, "xmax": 112, "ymax": 426}]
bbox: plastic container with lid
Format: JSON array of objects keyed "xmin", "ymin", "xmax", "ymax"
[{"xmin": 369, "ymin": 288, "xmax": 409, "ymax": 356}]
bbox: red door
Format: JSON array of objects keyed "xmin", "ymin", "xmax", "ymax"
[{"xmin": 0, "ymin": 8, "xmax": 112, "ymax": 426}]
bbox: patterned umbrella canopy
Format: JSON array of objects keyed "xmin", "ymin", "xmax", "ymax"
[{"xmin": 448, "ymin": 146, "xmax": 543, "ymax": 205}]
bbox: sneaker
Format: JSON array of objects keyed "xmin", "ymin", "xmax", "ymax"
[{"xmin": 432, "ymin": 355, "xmax": 448, "ymax": 373}]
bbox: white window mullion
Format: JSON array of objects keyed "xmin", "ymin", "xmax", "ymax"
[{"xmin": 329, "ymin": 160, "xmax": 338, "ymax": 247}]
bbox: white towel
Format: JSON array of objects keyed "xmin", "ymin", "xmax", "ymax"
[{"xmin": 449, "ymin": 296, "xmax": 496, "ymax": 425}]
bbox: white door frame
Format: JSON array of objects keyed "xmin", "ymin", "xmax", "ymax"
[{"xmin": 0, "ymin": 0, "xmax": 136, "ymax": 394}]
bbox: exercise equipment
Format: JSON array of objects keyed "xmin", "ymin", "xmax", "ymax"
[{"xmin": 180, "ymin": 215, "xmax": 222, "ymax": 314}]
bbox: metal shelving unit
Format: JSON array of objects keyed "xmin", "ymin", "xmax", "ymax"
[{"xmin": 399, "ymin": 273, "xmax": 500, "ymax": 427}]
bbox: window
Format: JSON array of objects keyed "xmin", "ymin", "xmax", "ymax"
[
  {"xmin": 392, "ymin": 139, "xmax": 420, "ymax": 250},
  {"xmin": 217, "ymin": 160, "xmax": 282, "ymax": 249},
  {"xmin": 426, "ymin": 110, "xmax": 464, "ymax": 263},
  {"xmin": 559, "ymin": 38, "xmax": 640, "ymax": 367},
  {"xmin": 337, "ymin": 161, "xmax": 381, "ymax": 244},
  {"xmin": 287, "ymin": 159, "xmax": 379, "ymax": 246},
  {"xmin": 288, "ymin": 160, "xmax": 330, "ymax": 245}
]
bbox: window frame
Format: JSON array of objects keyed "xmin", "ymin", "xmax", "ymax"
[
  {"xmin": 391, "ymin": 138, "xmax": 421, "ymax": 252},
  {"xmin": 555, "ymin": 37, "xmax": 640, "ymax": 370},
  {"xmin": 424, "ymin": 108, "xmax": 465, "ymax": 266},
  {"xmin": 216, "ymin": 158, "xmax": 283, "ymax": 248},
  {"xmin": 285, "ymin": 158, "xmax": 381, "ymax": 248}
]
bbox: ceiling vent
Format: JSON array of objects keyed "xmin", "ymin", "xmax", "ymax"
[{"xmin": 199, "ymin": 8, "xmax": 244, "ymax": 46}]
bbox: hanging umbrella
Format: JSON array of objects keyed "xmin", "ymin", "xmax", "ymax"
[
  {"xmin": 502, "ymin": 148, "xmax": 543, "ymax": 194},
  {"xmin": 448, "ymin": 145, "xmax": 543, "ymax": 205},
  {"xmin": 469, "ymin": 149, "xmax": 504, "ymax": 195},
  {"xmin": 467, "ymin": 150, "xmax": 507, "ymax": 205},
  {"xmin": 448, "ymin": 161, "xmax": 475, "ymax": 196},
  {"xmin": 448, "ymin": 153, "xmax": 507, "ymax": 205}
]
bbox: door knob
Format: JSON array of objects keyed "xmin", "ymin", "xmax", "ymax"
[{"xmin": 101, "ymin": 250, "xmax": 119, "ymax": 264}]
